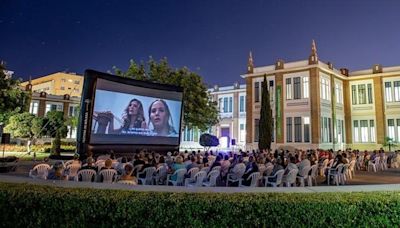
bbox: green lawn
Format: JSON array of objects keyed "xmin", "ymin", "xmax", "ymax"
[{"xmin": 1, "ymin": 151, "xmax": 50, "ymax": 161}]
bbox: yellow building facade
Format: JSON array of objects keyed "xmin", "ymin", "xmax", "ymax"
[
  {"xmin": 243, "ymin": 41, "xmax": 400, "ymax": 151},
  {"xmin": 21, "ymin": 72, "xmax": 83, "ymax": 97}
]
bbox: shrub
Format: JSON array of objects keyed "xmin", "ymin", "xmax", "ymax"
[{"xmin": 0, "ymin": 182, "xmax": 400, "ymax": 227}]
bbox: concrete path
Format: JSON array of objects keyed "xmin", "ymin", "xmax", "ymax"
[{"xmin": 1, "ymin": 174, "xmax": 400, "ymax": 193}]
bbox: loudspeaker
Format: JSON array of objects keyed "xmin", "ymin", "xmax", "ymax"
[
  {"xmin": 231, "ymin": 139, "xmax": 236, "ymax": 146},
  {"xmin": 1, "ymin": 133, "xmax": 10, "ymax": 144}
]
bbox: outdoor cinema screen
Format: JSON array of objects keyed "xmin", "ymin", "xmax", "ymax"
[{"xmin": 90, "ymin": 78, "xmax": 183, "ymax": 145}]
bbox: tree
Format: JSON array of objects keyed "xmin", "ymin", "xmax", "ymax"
[
  {"xmin": 258, "ymin": 74, "xmax": 273, "ymax": 151},
  {"xmin": 0, "ymin": 61, "xmax": 30, "ymax": 125},
  {"xmin": 44, "ymin": 111, "xmax": 68, "ymax": 156},
  {"xmin": 114, "ymin": 57, "xmax": 218, "ymax": 131},
  {"xmin": 4, "ymin": 112, "xmax": 37, "ymax": 138}
]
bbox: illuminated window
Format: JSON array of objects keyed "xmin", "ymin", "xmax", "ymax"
[
  {"xmin": 286, "ymin": 78, "xmax": 292, "ymax": 100},
  {"xmin": 303, "ymin": 77, "xmax": 309, "ymax": 99}
]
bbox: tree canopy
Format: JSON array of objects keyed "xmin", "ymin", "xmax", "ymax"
[
  {"xmin": 4, "ymin": 112, "xmax": 37, "ymax": 138},
  {"xmin": 258, "ymin": 74, "xmax": 273, "ymax": 151},
  {"xmin": 0, "ymin": 61, "xmax": 30, "ymax": 125},
  {"xmin": 114, "ymin": 57, "xmax": 218, "ymax": 131}
]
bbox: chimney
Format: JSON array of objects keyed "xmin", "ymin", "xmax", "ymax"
[
  {"xmin": 372, "ymin": 64, "xmax": 382, "ymax": 74},
  {"xmin": 340, "ymin": 68, "xmax": 349, "ymax": 76},
  {"xmin": 327, "ymin": 62, "xmax": 334, "ymax": 70},
  {"xmin": 275, "ymin": 59, "xmax": 285, "ymax": 70}
]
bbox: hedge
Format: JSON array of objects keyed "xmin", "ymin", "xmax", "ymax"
[
  {"xmin": 0, "ymin": 182, "xmax": 400, "ymax": 227},
  {"xmin": 2, "ymin": 144, "xmax": 75, "ymax": 153}
]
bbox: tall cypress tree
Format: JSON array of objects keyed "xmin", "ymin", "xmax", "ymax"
[{"xmin": 258, "ymin": 74, "xmax": 273, "ymax": 151}]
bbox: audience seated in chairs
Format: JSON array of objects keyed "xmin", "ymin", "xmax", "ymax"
[
  {"xmin": 169, "ymin": 156, "xmax": 186, "ymax": 181},
  {"xmin": 47, "ymin": 161, "xmax": 68, "ymax": 181},
  {"xmin": 242, "ymin": 156, "xmax": 259, "ymax": 186},
  {"xmin": 117, "ymin": 164, "xmax": 137, "ymax": 185}
]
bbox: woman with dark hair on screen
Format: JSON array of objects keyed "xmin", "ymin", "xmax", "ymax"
[
  {"xmin": 106, "ymin": 98, "xmax": 147, "ymax": 134},
  {"xmin": 148, "ymin": 99, "xmax": 177, "ymax": 137}
]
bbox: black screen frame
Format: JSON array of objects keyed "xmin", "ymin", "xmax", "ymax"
[{"xmin": 77, "ymin": 69, "xmax": 184, "ymax": 157}]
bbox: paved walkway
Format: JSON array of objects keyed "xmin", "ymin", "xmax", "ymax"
[
  {"xmin": 1, "ymin": 174, "xmax": 400, "ymax": 193},
  {"xmin": 2, "ymin": 160, "xmax": 400, "ymax": 193}
]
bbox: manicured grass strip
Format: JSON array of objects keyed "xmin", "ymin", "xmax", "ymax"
[{"xmin": 0, "ymin": 182, "xmax": 399, "ymax": 227}]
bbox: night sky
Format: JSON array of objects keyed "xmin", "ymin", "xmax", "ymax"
[{"xmin": 1, "ymin": 0, "xmax": 400, "ymax": 86}]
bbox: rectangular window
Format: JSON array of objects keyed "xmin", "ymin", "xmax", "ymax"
[
  {"xmin": 354, "ymin": 120, "xmax": 359, "ymax": 142},
  {"xmin": 352, "ymin": 85, "xmax": 357, "ymax": 105},
  {"xmin": 337, "ymin": 119, "xmax": 342, "ymax": 143},
  {"xmin": 286, "ymin": 117, "xmax": 292, "ymax": 142},
  {"xmin": 294, "ymin": 117, "xmax": 302, "ymax": 142},
  {"xmin": 271, "ymin": 118, "xmax": 275, "ymax": 142},
  {"xmin": 397, "ymin": 119, "xmax": 400, "ymax": 141},
  {"xmin": 239, "ymin": 95, "xmax": 245, "ymax": 112},
  {"xmin": 394, "ymin": 81, "xmax": 400, "ymax": 102},
  {"xmin": 303, "ymin": 77, "xmax": 309, "ymax": 99},
  {"xmin": 328, "ymin": 118, "xmax": 332, "ymax": 143},
  {"xmin": 254, "ymin": 119, "xmax": 260, "ymax": 142},
  {"xmin": 335, "ymin": 83, "xmax": 343, "ymax": 104},
  {"xmin": 370, "ymin": 120, "xmax": 375, "ymax": 142},
  {"xmin": 341, "ymin": 120, "xmax": 344, "ymax": 143},
  {"xmin": 74, "ymin": 80, "xmax": 80, "ymax": 85},
  {"xmin": 255, "ymin": 82, "xmax": 260, "ymax": 103},
  {"xmin": 388, "ymin": 119, "xmax": 395, "ymax": 139},
  {"xmin": 320, "ymin": 77, "xmax": 330, "ymax": 101},
  {"xmin": 29, "ymin": 102, "xmax": 39, "ymax": 115},
  {"xmin": 229, "ymin": 97, "xmax": 233, "ymax": 112},
  {"xmin": 223, "ymin": 97, "xmax": 228, "ymax": 113},
  {"xmin": 385, "ymin": 82, "xmax": 393, "ymax": 102},
  {"xmin": 60, "ymin": 86, "xmax": 65, "ymax": 90},
  {"xmin": 360, "ymin": 120, "xmax": 368, "ymax": 142},
  {"xmin": 326, "ymin": 79, "xmax": 331, "ymax": 101},
  {"xmin": 367, "ymin": 84, "xmax": 373, "ymax": 104},
  {"xmin": 323, "ymin": 117, "xmax": 328, "ymax": 143},
  {"xmin": 269, "ymin": 80, "xmax": 274, "ymax": 103},
  {"xmin": 293, "ymin": 77, "xmax": 301, "ymax": 99},
  {"xmin": 286, "ymin": 78, "xmax": 292, "ymax": 100},
  {"xmin": 240, "ymin": 123, "xmax": 245, "ymax": 142},
  {"xmin": 304, "ymin": 117, "xmax": 310, "ymax": 142},
  {"xmin": 358, "ymin": 84, "xmax": 366, "ymax": 104}
]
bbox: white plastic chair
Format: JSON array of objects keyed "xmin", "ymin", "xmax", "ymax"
[
  {"xmin": 264, "ymin": 170, "xmax": 284, "ymax": 187},
  {"xmin": 347, "ymin": 160, "xmax": 356, "ymax": 179},
  {"xmin": 133, "ymin": 164, "xmax": 144, "ymax": 177},
  {"xmin": 319, "ymin": 159, "xmax": 329, "ymax": 176},
  {"xmin": 340, "ymin": 164, "xmax": 349, "ymax": 185},
  {"xmin": 66, "ymin": 164, "xmax": 81, "ymax": 180},
  {"xmin": 137, "ymin": 167, "xmax": 156, "ymax": 185},
  {"xmin": 186, "ymin": 167, "xmax": 200, "ymax": 184},
  {"xmin": 167, "ymin": 168, "xmax": 187, "ymax": 186},
  {"xmin": 239, "ymin": 172, "xmax": 260, "ymax": 187},
  {"xmin": 368, "ymin": 157, "xmax": 379, "ymax": 172},
  {"xmin": 282, "ymin": 169, "xmax": 298, "ymax": 187},
  {"xmin": 308, "ymin": 164, "xmax": 319, "ymax": 186},
  {"xmin": 99, "ymin": 169, "xmax": 118, "ymax": 183},
  {"xmin": 211, "ymin": 166, "xmax": 221, "ymax": 172},
  {"xmin": 185, "ymin": 171, "xmax": 207, "ymax": 187},
  {"xmin": 226, "ymin": 164, "xmax": 246, "ymax": 186},
  {"xmin": 356, "ymin": 156, "xmax": 364, "ymax": 170},
  {"xmin": 296, "ymin": 165, "xmax": 311, "ymax": 187},
  {"xmin": 200, "ymin": 167, "xmax": 210, "ymax": 173},
  {"xmin": 63, "ymin": 160, "xmax": 74, "ymax": 168},
  {"xmin": 153, "ymin": 165, "xmax": 168, "ymax": 185},
  {"xmin": 327, "ymin": 164, "xmax": 344, "ymax": 186},
  {"xmin": 264, "ymin": 165, "xmax": 274, "ymax": 176},
  {"xmin": 202, "ymin": 170, "xmax": 220, "ymax": 187},
  {"xmin": 75, "ymin": 169, "xmax": 96, "ymax": 182},
  {"xmin": 29, "ymin": 164, "xmax": 51, "ymax": 179},
  {"xmin": 380, "ymin": 156, "xmax": 388, "ymax": 170}
]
